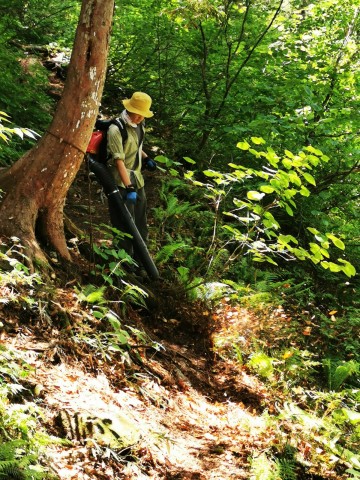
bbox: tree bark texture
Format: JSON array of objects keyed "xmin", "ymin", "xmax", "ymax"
[{"xmin": 0, "ymin": 0, "xmax": 115, "ymax": 266}]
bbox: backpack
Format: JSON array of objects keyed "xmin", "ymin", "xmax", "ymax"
[{"xmin": 86, "ymin": 118, "xmax": 128, "ymax": 164}]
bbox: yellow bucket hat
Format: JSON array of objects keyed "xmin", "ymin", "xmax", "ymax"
[{"xmin": 122, "ymin": 92, "xmax": 154, "ymax": 118}]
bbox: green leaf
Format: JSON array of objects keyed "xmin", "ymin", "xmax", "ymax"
[
  {"xmin": 284, "ymin": 149, "xmax": 294, "ymax": 158},
  {"xmin": 203, "ymin": 169, "xmax": 220, "ymax": 178},
  {"xmin": 307, "ymin": 227, "xmax": 319, "ymax": 235},
  {"xmin": 304, "ymin": 145, "xmax": 323, "ymax": 156},
  {"xmin": 108, "ymin": 315, "xmax": 121, "ymax": 330},
  {"xmin": 288, "ymin": 172, "xmax": 302, "ymax": 186},
  {"xmin": 247, "ymin": 191, "xmax": 265, "ymax": 201},
  {"xmin": 264, "ymin": 256, "xmax": 278, "ymax": 266},
  {"xmin": 183, "ymin": 156, "xmax": 196, "ymax": 164},
  {"xmin": 310, "ymin": 242, "xmax": 321, "ymax": 254},
  {"xmin": 251, "ymin": 136, "xmax": 266, "ymax": 145},
  {"xmin": 259, "ymin": 185, "xmax": 275, "ymax": 194},
  {"xmin": 237, "ymin": 141, "xmax": 250, "ymax": 150},
  {"xmin": 284, "ymin": 203, "xmax": 294, "ymax": 216},
  {"xmin": 326, "ymin": 262, "xmax": 343, "ymax": 272},
  {"xmin": 249, "ymin": 148, "xmax": 261, "ymax": 157},
  {"xmin": 338, "ymin": 260, "xmax": 356, "ymax": 277},
  {"xmin": 86, "ymin": 288, "xmax": 106, "ymax": 304},
  {"xmin": 265, "ymin": 147, "xmax": 280, "ymax": 166},
  {"xmin": 300, "ymin": 186, "xmax": 310, "ymax": 196},
  {"xmin": 320, "ymin": 248, "xmax": 330, "ymax": 258},
  {"xmin": 228, "ymin": 163, "xmax": 246, "ymax": 170},
  {"xmin": 326, "ymin": 233, "xmax": 345, "ymax": 250},
  {"xmin": 282, "ymin": 158, "xmax": 293, "ymax": 169},
  {"xmin": 307, "ymin": 154, "xmax": 320, "ymax": 166},
  {"xmin": 279, "ymin": 234, "xmax": 298, "ymax": 245},
  {"xmin": 302, "ymin": 172, "xmax": 316, "ymax": 186}
]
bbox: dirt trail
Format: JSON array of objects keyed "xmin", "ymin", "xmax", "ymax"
[{"xmin": 8, "ymin": 295, "xmax": 271, "ymax": 480}]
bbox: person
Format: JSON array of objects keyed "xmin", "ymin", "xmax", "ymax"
[{"xmin": 106, "ymin": 91, "xmax": 157, "ymax": 266}]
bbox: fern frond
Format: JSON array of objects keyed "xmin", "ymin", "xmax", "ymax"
[
  {"xmin": 0, "ymin": 461, "xmax": 26, "ymax": 480},
  {"xmin": 155, "ymin": 242, "xmax": 188, "ymax": 265},
  {"xmin": 275, "ymin": 458, "xmax": 297, "ymax": 480},
  {"xmin": 0, "ymin": 440, "xmax": 27, "ymax": 461}
]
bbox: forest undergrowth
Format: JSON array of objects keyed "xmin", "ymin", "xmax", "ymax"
[
  {"xmin": 0, "ymin": 168, "xmax": 359, "ymax": 480},
  {"xmin": 0, "ymin": 1, "xmax": 359, "ymax": 477}
]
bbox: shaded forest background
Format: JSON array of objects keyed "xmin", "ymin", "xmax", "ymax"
[
  {"xmin": 0, "ymin": 0, "xmax": 359, "ymax": 479},
  {"xmin": 1, "ymin": 0, "xmax": 358, "ymax": 307}
]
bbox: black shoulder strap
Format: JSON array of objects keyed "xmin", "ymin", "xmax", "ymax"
[{"xmin": 112, "ymin": 118, "xmax": 128, "ymax": 146}]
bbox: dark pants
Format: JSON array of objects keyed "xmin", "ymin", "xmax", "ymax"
[{"xmin": 108, "ymin": 186, "xmax": 148, "ymax": 259}]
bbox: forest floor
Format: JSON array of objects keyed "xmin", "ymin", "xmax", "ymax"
[{"xmin": 1, "ymin": 165, "xmax": 343, "ymax": 480}]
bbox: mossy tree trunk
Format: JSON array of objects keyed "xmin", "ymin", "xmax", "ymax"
[{"xmin": 0, "ymin": 0, "xmax": 114, "ymax": 268}]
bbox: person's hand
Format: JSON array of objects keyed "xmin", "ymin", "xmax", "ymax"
[
  {"xmin": 125, "ymin": 185, "xmax": 137, "ymax": 205},
  {"xmin": 144, "ymin": 157, "xmax": 157, "ymax": 172}
]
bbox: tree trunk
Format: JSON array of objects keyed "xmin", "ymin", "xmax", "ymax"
[{"xmin": 0, "ymin": 0, "xmax": 114, "ymax": 268}]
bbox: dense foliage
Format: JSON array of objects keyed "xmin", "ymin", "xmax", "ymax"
[{"xmin": 0, "ymin": 0, "xmax": 359, "ymax": 478}]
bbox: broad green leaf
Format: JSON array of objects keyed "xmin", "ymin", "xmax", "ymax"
[
  {"xmin": 293, "ymin": 247, "xmax": 309, "ymax": 260},
  {"xmin": 315, "ymin": 233, "xmax": 327, "ymax": 243},
  {"xmin": 338, "ymin": 260, "xmax": 356, "ymax": 277},
  {"xmin": 249, "ymin": 148, "xmax": 261, "ymax": 157},
  {"xmin": 264, "ymin": 212, "xmax": 280, "ymax": 229},
  {"xmin": 155, "ymin": 155, "xmax": 171, "ymax": 164},
  {"xmin": 302, "ymin": 172, "xmax": 316, "ymax": 186},
  {"xmin": 108, "ymin": 315, "xmax": 121, "ymax": 330},
  {"xmin": 288, "ymin": 172, "xmax": 302, "ymax": 186},
  {"xmin": 247, "ymin": 191, "xmax": 265, "ymax": 201},
  {"xmin": 278, "ymin": 234, "xmax": 298, "ymax": 245},
  {"xmin": 233, "ymin": 198, "xmax": 250, "ymax": 208},
  {"xmin": 251, "ymin": 136, "xmax": 266, "ymax": 145},
  {"xmin": 326, "ymin": 233, "xmax": 345, "ymax": 250},
  {"xmin": 282, "ymin": 158, "xmax": 292, "ymax": 169},
  {"xmin": 326, "ymin": 262, "xmax": 343, "ymax": 272},
  {"xmin": 270, "ymin": 179, "xmax": 282, "ymax": 189},
  {"xmin": 265, "ymin": 147, "xmax": 280, "ymax": 164},
  {"xmin": 311, "ymin": 252, "xmax": 322, "ymax": 263},
  {"xmin": 300, "ymin": 186, "xmax": 310, "ymax": 196},
  {"xmin": 228, "ymin": 163, "xmax": 246, "ymax": 170},
  {"xmin": 284, "ymin": 188, "xmax": 297, "ymax": 199},
  {"xmin": 307, "ymin": 227, "xmax": 319, "ymax": 235},
  {"xmin": 340, "ymin": 408, "xmax": 360, "ymax": 424},
  {"xmin": 183, "ymin": 156, "xmax": 196, "ymax": 164},
  {"xmin": 114, "ymin": 330, "xmax": 131, "ymax": 345},
  {"xmin": 320, "ymin": 248, "xmax": 330, "ymax": 258},
  {"xmin": 203, "ymin": 170, "xmax": 219, "ymax": 177},
  {"xmin": 304, "ymin": 145, "xmax": 323, "ymax": 156},
  {"xmin": 253, "ymin": 205, "xmax": 264, "ymax": 215},
  {"xmin": 277, "ymin": 171, "xmax": 290, "ymax": 188},
  {"xmin": 307, "ymin": 154, "xmax": 319, "ymax": 166},
  {"xmin": 310, "ymin": 242, "xmax": 321, "ymax": 254},
  {"xmin": 284, "ymin": 149, "xmax": 294, "ymax": 158},
  {"xmin": 237, "ymin": 141, "xmax": 250, "ymax": 150},
  {"xmin": 284, "ymin": 203, "xmax": 294, "ymax": 216},
  {"xmin": 259, "ymin": 185, "xmax": 275, "ymax": 194},
  {"xmin": 264, "ymin": 256, "xmax": 278, "ymax": 266}
]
